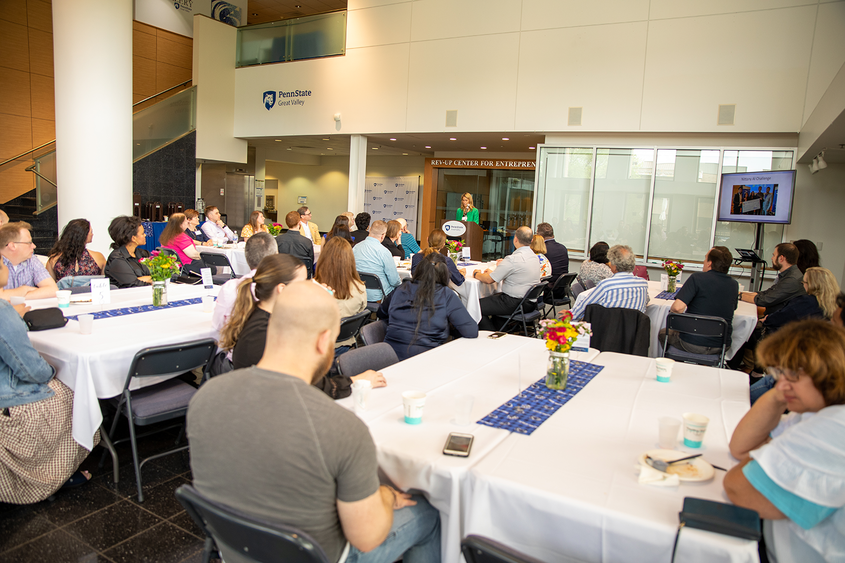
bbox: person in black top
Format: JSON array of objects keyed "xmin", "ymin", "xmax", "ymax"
[
  {"xmin": 381, "ymin": 220, "xmax": 405, "ymax": 259},
  {"xmin": 349, "ymin": 212, "xmax": 370, "ymax": 246},
  {"xmin": 275, "ymin": 211, "xmax": 315, "ymax": 277},
  {"xmin": 660, "ymin": 246, "xmax": 738, "ymax": 355},
  {"xmin": 793, "ymin": 239, "xmax": 820, "ymax": 274},
  {"xmin": 536, "ymin": 222, "xmax": 569, "ymax": 297},
  {"xmin": 740, "ymin": 242, "xmax": 805, "ymax": 315},
  {"xmin": 103, "ymin": 216, "xmax": 152, "ymax": 288}
]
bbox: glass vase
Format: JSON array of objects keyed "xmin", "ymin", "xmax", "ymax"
[
  {"xmin": 152, "ymin": 280, "xmax": 168, "ymax": 307},
  {"xmin": 668, "ymin": 275, "xmax": 677, "ymax": 293},
  {"xmin": 448, "ymin": 252, "xmax": 459, "ymax": 265},
  {"xmin": 545, "ymin": 351, "xmax": 570, "ymax": 390}
]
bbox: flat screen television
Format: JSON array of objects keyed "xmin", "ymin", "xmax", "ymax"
[{"xmin": 716, "ymin": 170, "xmax": 796, "ymax": 224}]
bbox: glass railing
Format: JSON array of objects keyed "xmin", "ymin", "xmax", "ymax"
[
  {"xmin": 236, "ymin": 11, "xmax": 346, "ymax": 67},
  {"xmin": 133, "ymin": 86, "xmax": 196, "ymax": 162},
  {"xmin": 27, "ymin": 148, "xmax": 57, "ymax": 214}
]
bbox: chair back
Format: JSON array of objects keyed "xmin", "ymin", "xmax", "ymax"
[
  {"xmin": 520, "ymin": 282, "xmax": 548, "ymax": 310},
  {"xmin": 175, "ymin": 485, "xmax": 331, "ymax": 563},
  {"xmin": 360, "ymin": 320, "xmax": 386, "ymax": 346},
  {"xmin": 663, "ymin": 313, "xmax": 729, "ymax": 367},
  {"xmin": 358, "ymin": 272, "xmax": 385, "ymax": 301},
  {"xmin": 200, "ymin": 252, "xmax": 235, "ymax": 271},
  {"xmin": 337, "ymin": 342, "xmax": 398, "ymax": 377},
  {"xmin": 545, "ymin": 272, "xmax": 577, "ymax": 304},
  {"xmin": 122, "ymin": 339, "xmax": 217, "ymax": 390},
  {"xmin": 633, "ymin": 265, "xmax": 649, "ymax": 280},
  {"xmin": 583, "ymin": 304, "xmax": 650, "ymax": 356},
  {"xmin": 570, "ymin": 280, "xmax": 586, "ymax": 299},
  {"xmin": 461, "ymin": 535, "xmax": 545, "ymax": 563},
  {"xmin": 336, "ymin": 311, "xmax": 370, "ymax": 344}
]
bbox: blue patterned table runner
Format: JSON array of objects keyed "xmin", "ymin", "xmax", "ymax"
[
  {"xmin": 477, "ymin": 360, "xmax": 604, "ymax": 435},
  {"xmin": 65, "ymin": 297, "xmax": 209, "ymax": 321},
  {"xmin": 655, "ymin": 290, "xmax": 680, "ymax": 300}
]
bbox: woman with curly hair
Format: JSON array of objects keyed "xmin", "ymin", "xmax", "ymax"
[{"xmin": 47, "ymin": 219, "xmax": 106, "ymax": 281}]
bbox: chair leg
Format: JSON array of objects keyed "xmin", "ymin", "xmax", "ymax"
[
  {"xmin": 98, "ymin": 427, "xmax": 120, "ymax": 484},
  {"xmin": 99, "ymin": 398, "xmax": 125, "ymax": 470},
  {"xmin": 125, "ymin": 408, "xmax": 145, "ymax": 502}
]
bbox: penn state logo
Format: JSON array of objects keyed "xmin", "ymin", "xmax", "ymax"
[{"xmin": 262, "ymin": 91, "xmax": 276, "ymax": 111}]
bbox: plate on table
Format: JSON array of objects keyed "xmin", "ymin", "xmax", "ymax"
[{"xmin": 638, "ymin": 449, "xmax": 715, "ymax": 482}]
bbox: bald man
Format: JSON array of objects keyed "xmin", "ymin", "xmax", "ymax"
[{"xmin": 188, "ymin": 282, "xmax": 441, "ymax": 563}]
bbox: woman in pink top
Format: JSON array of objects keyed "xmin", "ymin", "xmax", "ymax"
[{"xmin": 159, "ymin": 213, "xmax": 202, "ymax": 275}]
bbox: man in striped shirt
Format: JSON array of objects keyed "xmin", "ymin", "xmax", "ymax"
[{"xmin": 571, "ymin": 244, "xmax": 649, "ymax": 321}]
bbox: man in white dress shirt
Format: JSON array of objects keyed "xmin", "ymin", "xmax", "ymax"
[
  {"xmin": 570, "ymin": 245, "xmax": 649, "ymax": 321},
  {"xmin": 201, "ymin": 206, "xmax": 237, "ymax": 243}
]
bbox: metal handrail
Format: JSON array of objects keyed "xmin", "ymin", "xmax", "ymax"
[
  {"xmin": 0, "ymin": 140, "xmax": 56, "ymax": 169},
  {"xmin": 133, "ymin": 79, "xmax": 192, "ymax": 108}
]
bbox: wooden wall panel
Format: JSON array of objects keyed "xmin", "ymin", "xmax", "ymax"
[
  {"xmin": 31, "ymin": 118, "xmax": 55, "ymax": 146},
  {"xmin": 0, "ymin": 67, "xmax": 32, "ymax": 117},
  {"xmin": 134, "ymin": 29, "xmax": 156, "ymax": 60},
  {"xmin": 30, "ymin": 73, "xmax": 53, "ymax": 120},
  {"xmin": 157, "ymin": 36, "xmax": 193, "ymax": 69},
  {"xmin": 156, "ymin": 61, "xmax": 191, "ymax": 92},
  {"xmin": 0, "ymin": 20, "xmax": 30, "ymax": 72},
  {"xmin": 0, "ymin": 0, "xmax": 28, "ymax": 25},
  {"xmin": 25, "ymin": 0, "xmax": 51, "ymax": 33},
  {"xmin": 133, "ymin": 55, "xmax": 157, "ymax": 98},
  {"xmin": 28, "ymin": 28, "xmax": 53, "ymax": 76}
]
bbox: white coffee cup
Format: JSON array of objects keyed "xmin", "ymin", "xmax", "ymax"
[
  {"xmin": 78, "ymin": 314, "xmax": 94, "ymax": 335},
  {"xmin": 682, "ymin": 412, "xmax": 710, "ymax": 448},
  {"xmin": 454, "ymin": 394, "xmax": 474, "ymax": 426},
  {"xmin": 402, "ymin": 390, "xmax": 427, "ymax": 424},
  {"xmin": 655, "ymin": 358, "xmax": 675, "ymax": 383},
  {"xmin": 56, "ymin": 290, "xmax": 72, "ymax": 308},
  {"xmin": 658, "ymin": 416, "xmax": 681, "ymax": 449},
  {"xmin": 351, "ymin": 380, "xmax": 372, "ymax": 414}
]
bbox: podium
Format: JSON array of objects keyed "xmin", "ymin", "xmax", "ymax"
[{"xmin": 441, "ymin": 219, "xmax": 484, "ymax": 261}]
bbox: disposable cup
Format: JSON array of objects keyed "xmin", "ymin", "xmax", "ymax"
[
  {"xmin": 10, "ymin": 296, "xmax": 25, "ymax": 306},
  {"xmin": 739, "ymin": 283, "xmax": 745, "ymax": 293},
  {"xmin": 202, "ymin": 295, "xmax": 215, "ymax": 312},
  {"xmin": 351, "ymin": 380, "xmax": 372, "ymax": 414},
  {"xmin": 56, "ymin": 290, "xmax": 71, "ymax": 308},
  {"xmin": 402, "ymin": 390, "xmax": 427, "ymax": 424},
  {"xmin": 393, "ymin": 256, "xmax": 400, "ymax": 265},
  {"xmin": 682, "ymin": 412, "xmax": 710, "ymax": 448},
  {"xmin": 78, "ymin": 314, "xmax": 94, "ymax": 335},
  {"xmin": 655, "ymin": 358, "xmax": 675, "ymax": 383},
  {"xmin": 454, "ymin": 394, "xmax": 474, "ymax": 426},
  {"xmin": 658, "ymin": 417, "xmax": 682, "ymax": 449}
]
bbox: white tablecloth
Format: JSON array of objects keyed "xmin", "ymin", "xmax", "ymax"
[
  {"xmin": 27, "ymin": 284, "xmax": 219, "ymax": 450},
  {"xmin": 396, "ymin": 260, "xmax": 500, "ymax": 323},
  {"xmin": 338, "ymin": 333, "xmax": 599, "ymax": 563},
  {"xmin": 463, "ymin": 352, "xmax": 756, "ymax": 563},
  {"xmin": 199, "ymin": 245, "xmax": 250, "ymax": 276}
]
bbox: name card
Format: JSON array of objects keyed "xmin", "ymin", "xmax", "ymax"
[
  {"xmin": 572, "ymin": 322, "xmax": 591, "ymax": 352},
  {"xmin": 90, "ymin": 278, "xmax": 110, "ymax": 304},
  {"xmin": 462, "ymin": 247, "xmax": 472, "ymax": 260},
  {"xmin": 201, "ymin": 267, "xmax": 214, "ymax": 289},
  {"xmin": 660, "ymin": 274, "xmax": 668, "ymax": 291}
]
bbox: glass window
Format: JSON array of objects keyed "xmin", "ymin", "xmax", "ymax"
[
  {"xmin": 590, "ymin": 148, "xmax": 653, "ymax": 256},
  {"xmin": 648, "ymin": 149, "xmax": 719, "ymax": 262},
  {"xmin": 536, "ymin": 148, "xmax": 592, "ymax": 253}
]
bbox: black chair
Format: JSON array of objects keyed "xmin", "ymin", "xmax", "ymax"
[
  {"xmin": 199, "ymin": 252, "xmax": 238, "ymax": 284},
  {"xmin": 360, "ymin": 320, "xmax": 386, "ymax": 346},
  {"xmin": 461, "ymin": 535, "xmax": 544, "ymax": 563},
  {"xmin": 336, "ymin": 310, "xmax": 370, "ymax": 349},
  {"xmin": 337, "ymin": 342, "xmax": 399, "ymax": 377},
  {"xmin": 662, "ymin": 312, "xmax": 730, "ymax": 368},
  {"xmin": 493, "ymin": 282, "xmax": 548, "ymax": 336},
  {"xmin": 583, "ymin": 304, "xmax": 650, "ymax": 356},
  {"xmin": 175, "ymin": 484, "xmax": 331, "ymax": 563},
  {"xmin": 102, "ymin": 339, "xmax": 216, "ymax": 502},
  {"xmin": 358, "ymin": 272, "xmax": 386, "ymax": 313},
  {"xmin": 543, "ymin": 272, "xmax": 577, "ymax": 319}
]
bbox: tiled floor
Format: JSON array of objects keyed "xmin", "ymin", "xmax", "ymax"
[{"xmin": 0, "ymin": 425, "xmax": 218, "ymax": 563}]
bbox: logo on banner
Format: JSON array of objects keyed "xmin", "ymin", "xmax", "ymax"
[
  {"xmin": 394, "ymin": 197, "xmax": 404, "ymax": 202},
  {"xmin": 173, "ymin": 0, "xmax": 193, "ymax": 11},
  {"xmin": 263, "ymin": 91, "xmax": 276, "ymax": 111},
  {"xmin": 443, "ymin": 221, "xmax": 467, "ymax": 236}
]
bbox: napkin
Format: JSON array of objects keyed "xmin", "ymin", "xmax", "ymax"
[{"xmin": 637, "ymin": 464, "xmax": 680, "ymax": 487}]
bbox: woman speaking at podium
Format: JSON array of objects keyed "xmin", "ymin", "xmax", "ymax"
[{"xmin": 456, "ymin": 192, "xmax": 480, "ymax": 224}]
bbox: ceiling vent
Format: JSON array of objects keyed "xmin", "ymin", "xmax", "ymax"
[
  {"xmin": 445, "ymin": 110, "xmax": 458, "ymax": 127},
  {"xmin": 718, "ymin": 104, "xmax": 736, "ymax": 126},
  {"xmin": 568, "ymin": 107, "xmax": 582, "ymax": 126}
]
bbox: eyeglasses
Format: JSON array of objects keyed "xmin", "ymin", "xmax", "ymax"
[
  {"xmin": 12, "ymin": 241, "xmax": 35, "ymax": 246},
  {"xmin": 766, "ymin": 366, "xmax": 800, "ymax": 383}
]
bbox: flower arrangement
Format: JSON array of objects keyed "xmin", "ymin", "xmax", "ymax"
[
  {"xmin": 446, "ymin": 239, "xmax": 464, "ymax": 254},
  {"xmin": 662, "ymin": 259, "xmax": 684, "ymax": 277},
  {"xmin": 267, "ymin": 223, "xmax": 284, "ymax": 236},
  {"xmin": 539, "ymin": 311, "xmax": 592, "ymax": 354},
  {"xmin": 141, "ymin": 251, "xmax": 181, "ymax": 281}
]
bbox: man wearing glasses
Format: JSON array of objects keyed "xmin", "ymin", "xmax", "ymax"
[
  {"xmin": 297, "ymin": 206, "xmax": 321, "ymax": 246},
  {"xmin": 0, "ymin": 221, "xmax": 58, "ymax": 300}
]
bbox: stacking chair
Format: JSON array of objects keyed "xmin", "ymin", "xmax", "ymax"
[
  {"xmin": 176, "ymin": 484, "xmax": 331, "ymax": 563},
  {"xmin": 358, "ymin": 272, "xmax": 386, "ymax": 313},
  {"xmin": 360, "ymin": 320, "xmax": 387, "ymax": 346},
  {"xmin": 103, "ymin": 339, "xmax": 216, "ymax": 502},
  {"xmin": 583, "ymin": 304, "xmax": 650, "ymax": 356},
  {"xmin": 662, "ymin": 312, "xmax": 730, "ymax": 368},
  {"xmin": 542, "ymin": 272, "xmax": 577, "ymax": 319},
  {"xmin": 336, "ymin": 310, "xmax": 370, "ymax": 349},
  {"xmin": 337, "ymin": 342, "xmax": 399, "ymax": 377},
  {"xmin": 461, "ymin": 535, "xmax": 545, "ymax": 563},
  {"xmin": 199, "ymin": 252, "xmax": 238, "ymax": 284},
  {"xmin": 493, "ymin": 282, "xmax": 548, "ymax": 336}
]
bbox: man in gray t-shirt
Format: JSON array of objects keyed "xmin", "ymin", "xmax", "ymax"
[{"xmin": 187, "ymin": 282, "xmax": 440, "ymax": 563}]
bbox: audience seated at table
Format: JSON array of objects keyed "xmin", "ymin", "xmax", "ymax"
[
  {"xmin": 350, "ymin": 212, "xmax": 370, "ymax": 246},
  {"xmin": 313, "ymin": 237, "xmax": 367, "ymax": 352},
  {"xmin": 276, "ymin": 210, "xmax": 314, "ymax": 277},
  {"xmin": 187, "ymin": 282, "xmax": 440, "ymax": 563},
  {"xmin": 410, "ymin": 229, "xmax": 466, "ymax": 286},
  {"xmin": 530, "ymin": 234, "xmax": 552, "ymax": 278},
  {"xmin": 201, "ymin": 206, "xmax": 237, "ymax": 243},
  {"xmin": 0, "ymin": 260, "xmax": 98, "ymax": 504},
  {"xmin": 240, "ymin": 210, "xmax": 269, "ymax": 240},
  {"xmin": 576, "ymin": 241, "xmax": 613, "ymax": 290},
  {"xmin": 659, "ymin": 246, "xmax": 738, "ymax": 356},
  {"xmin": 571, "ymin": 244, "xmax": 649, "ymax": 321},
  {"xmin": 724, "ymin": 320, "xmax": 845, "ymax": 563},
  {"xmin": 159, "ymin": 213, "xmax": 203, "ymax": 275},
  {"xmin": 378, "ymin": 252, "xmax": 478, "ymax": 360},
  {"xmin": 46, "ymin": 219, "xmax": 106, "ymax": 286},
  {"xmin": 324, "ymin": 215, "xmax": 353, "ymax": 245},
  {"xmin": 184, "ymin": 209, "xmax": 213, "ymax": 246},
  {"xmin": 740, "ymin": 243, "xmax": 805, "ymax": 315},
  {"xmin": 0, "ymin": 221, "xmax": 58, "ymax": 300},
  {"xmin": 397, "ymin": 218, "xmax": 421, "ymax": 256},
  {"xmin": 353, "ymin": 220, "xmax": 402, "ymax": 302},
  {"xmin": 794, "ymin": 239, "xmax": 821, "ymax": 274},
  {"xmin": 382, "ymin": 220, "xmax": 405, "ymax": 259},
  {"xmin": 104, "ymin": 216, "xmax": 152, "ymax": 288}
]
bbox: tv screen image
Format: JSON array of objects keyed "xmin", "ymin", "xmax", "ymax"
[{"xmin": 717, "ymin": 170, "xmax": 796, "ymax": 224}]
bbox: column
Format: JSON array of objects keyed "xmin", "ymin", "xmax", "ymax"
[
  {"xmin": 52, "ymin": 0, "xmax": 133, "ymax": 255},
  {"xmin": 348, "ymin": 134, "xmax": 367, "ymax": 212}
]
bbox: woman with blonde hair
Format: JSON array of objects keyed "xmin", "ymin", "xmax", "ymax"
[
  {"xmin": 410, "ymin": 229, "xmax": 465, "ymax": 286},
  {"xmin": 314, "ymin": 237, "xmax": 366, "ymax": 350},
  {"xmin": 530, "ymin": 234, "xmax": 552, "ymax": 278},
  {"xmin": 382, "ymin": 220, "xmax": 405, "ymax": 258},
  {"xmin": 456, "ymin": 192, "xmax": 479, "ymax": 224},
  {"xmin": 240, "ymin": 210, "xmax": 269, "ymax": 240}
]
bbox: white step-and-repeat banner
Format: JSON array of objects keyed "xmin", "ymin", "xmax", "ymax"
[{"xmin": 363, "ymin": 177, "xmax": 420, "ymax": 238}]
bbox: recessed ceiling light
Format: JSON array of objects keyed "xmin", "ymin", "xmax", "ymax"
[
  {"xmin": 449, "ymin": 138, "xmax": 457, "ymax": 141},
  {"xmin": 402, "ymin": 153, "xmax": 408, "ymax": 155},
  {"xmin": 425, "ymin": 145, "xmax": 431, "ymax": 149},
  {"xmin": 275, "ymin": 139, "xmax": 282, "ymax": 142},
  {"xmin": 372, "ymin": 147, "xmax": 378, "ymax": 150},
  {"xmin": 322, "ymin": 138, "xmax": 329, "ymax": 141},
  {"xmin": 390, "ymin": 138, "xmax": 397, "ymax": 141},
  {"xmin": 295, "ymin": 4, "xmax": 301, "ymax": 8},
  {"xmin": 502, "ymin": 137, "xmax": 509, "ymax": 141},
  {"xmin": 529, "ymin": 146, "xmax": 536, "ymax": 149},
  {"xmin": 327, "ymin": 147, "xmax": 333, "ymax": 150},
  {"xmin": 480, "ymin": 146, "xmax": 487, "ymax": 150},
  {"xmin": 286, "ymin": 147, "xmax": 292, "ymax": 150},
  {"xmin": 251, "ymin": 12, "xmax": 258, "ymax": 16}
]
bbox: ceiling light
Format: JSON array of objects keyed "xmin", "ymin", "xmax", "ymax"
[
  {"xmin": 275, "ymin": 139, "xmax": 281, "ymax": 142},
  {"xmin": 251, "ymin": 12, "xmax": 258, "ymax": 16},
  {"xmin": 450, "ymin": 138, "xmax": 457, "ymax": 141},
  {"xmin": 390, "ymin": 138, "xmax": 397, "ymax": 141},
  {"xmin": 425, "ymin": 145, "xmax": 431, "ymax": 149},
  {"xmin": 322, "ymin": 138, "xmax": 329, "ymax": 141},
  {"xmin": 812, "ymin": 158, "xmax": 820, "ymax": 174},
  {"xmin": 529, "ymin": 146, "xmax": 535, "ymax": 150},
  {"xmin": 295, "ymin": 4, "xmax": 301, "ymax": 8},
  {"xmin": 502, "ymin": 137, "xmax": 509, "ymax": 141},
  {"xmin": 286, "ymin": 148, "xmax": 292, "ymax": 151},
  {"xmin": 372, "ymin": 147, "xmax": 378, "ymax": 150},
  {"xmin": 327, "ymin": 148, "xmax": 333, "ymax": 150},
  {"xmin": 480, "ymin": 146, "xmax": 487, "ymax": 150},
  {"xmin": 817, "ymin": 151, "xmax": 828, "ymax": 169},
  {"xmin": 402, "ymin": 153, "xmax": 408, "ymax": 155}
]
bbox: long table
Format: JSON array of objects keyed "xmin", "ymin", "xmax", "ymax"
[
  {"xmin": 199, "ymin": 245, "xmax": 250, "ymax": 276},
  {"xmin": 339, "ymin": 334, "xmax": 755, "ymax": 563},
  {"xmin": 27, "ymin": 284, "xmax": 219, "ymax": 450}
]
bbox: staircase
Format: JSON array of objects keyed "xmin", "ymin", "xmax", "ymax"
[{"xmin": 3, "ymin": 190, "xmax": 58, "ymax": 255}]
